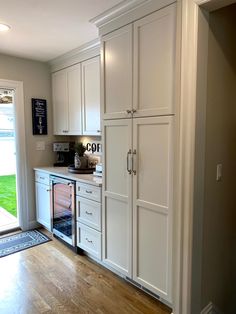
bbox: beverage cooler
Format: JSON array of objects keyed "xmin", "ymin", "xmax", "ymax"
[{"xmin": 50, "ymin": 175, "xmax": 76, "ymax": 246}]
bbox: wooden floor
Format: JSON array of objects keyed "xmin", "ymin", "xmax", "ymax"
[{"xmin": 0, "ymin": 230, "xmax": 172, "ymax": 314}]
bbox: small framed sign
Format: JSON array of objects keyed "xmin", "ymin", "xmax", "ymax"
[{"xmin": 32, "ymin": 98, "xmax": 48, "ymax": 135}]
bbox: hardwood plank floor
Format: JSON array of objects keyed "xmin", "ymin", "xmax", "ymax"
[{"xmin": 0, "ymin": 230, "xmax": 172, "ymax": 314}]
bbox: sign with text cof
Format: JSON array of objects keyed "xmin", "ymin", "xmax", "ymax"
[{"xmin": 32, "ymin": 98, "xmax": 48, "ymax": 135}]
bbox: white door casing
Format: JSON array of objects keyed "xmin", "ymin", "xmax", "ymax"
[
  {"xmin": 0, "ymin": 79, "xmax": 28, "ymax": 230},
  {"xmin": 176, "ymin": 0, "xmax": 236, "ymax": 313}
]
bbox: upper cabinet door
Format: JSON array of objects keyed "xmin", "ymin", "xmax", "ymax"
[
  {"xmin": 67, "ymin": 64, "xmax": 82, "ymax": 135},
  {"xmin": 133, "ymin": 4, "xmax": 176, "ymax": 117},
  {"xmin": 82, "ymin": 56, "xmax": 101, "ymax": 135},
  {"xmin": 102, "ymin": 24, "xmax": 133, "ymax": 120},
  {"xmin": 52, "ymin": 69, "xmax": 68, "ymax": 135}
]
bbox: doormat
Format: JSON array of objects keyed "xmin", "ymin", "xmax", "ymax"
[{"xmin": 0, "ymin": 229, "xmax": 51, "ymax": 258}]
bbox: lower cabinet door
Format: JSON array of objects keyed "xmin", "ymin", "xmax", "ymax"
[
  {"xmin": 132, "ymin": 116, "xmax": 173, "ymax": 303},
  {"xmin": 77, "ymin": 223, "xmax": 101, "ymax": 260},
  {"xmin": 102, "ymin": 119, "xmax": 132, "ymax": 277},
  {"xmin": 35, "ymin": 182, "xmax": 51, "ymax": 231}
]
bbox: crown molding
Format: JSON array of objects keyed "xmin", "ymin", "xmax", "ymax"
[
  {"xmin": 90, "ymin": 0, "xmax": 148, "ymax": 27},
  {"xmin": 90, "ymin": 0, "xmax": 176, "ymax": 36},
  {"xmin": 49, "ymin": 38, "xmax": 100, "ymax": 73}
]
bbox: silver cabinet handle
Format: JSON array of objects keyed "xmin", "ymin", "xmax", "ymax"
[
  {"xmin": 127, "ymin": 149, "xmax": 132, "ymax": 174},
  {"xmin": 85, "ymin": 211, "xmax": 93, "ymax": 215},
  {"xmin": 46, "ymin": 189, "xmax": 51, "ymax": 192},
  {"xmin": 97, "ymin": 130, "xmax": 101, "ymax": 133},
  {"xmin": 132, "ymin": 149, "xmax": 137, "ymax": 175},
  {"xmin": 131, "ymin": 109, "xmax": 137, "ymax": 114},
  {"xmin": 86, "ymin": 238, "xmax": 93, "ymax": 243},
  {"xmin": 85, "ymin": 190, "xmax": 93, "ymax": 194},
  {"xmin": 126, "ymin": 110, "xmax": 131, "ymax": 114}
]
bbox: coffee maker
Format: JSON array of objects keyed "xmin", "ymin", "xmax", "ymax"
[{"xmin": 53, "ymin": 142, "xmax": 75, "ymax": 167}]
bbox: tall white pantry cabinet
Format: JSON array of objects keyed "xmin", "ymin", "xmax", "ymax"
[{"xmin": 101, "ymin": 3, "xmax": 176, "ymax": 304}]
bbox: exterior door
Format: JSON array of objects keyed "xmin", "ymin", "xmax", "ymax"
[
  {"xmin": 132, "ymin": 116, "xmax": 174, "ymax": 302},
  {"xmin": 102, "ymin": 25, "xmax": 133, "ymax": 120},
  {"xmin": 133, "ymin": 4, "xmax": 176, "ymax": 117},
  {"xmin": 102, "ymin": 119, "xmax": 132, "ymax": 276}
]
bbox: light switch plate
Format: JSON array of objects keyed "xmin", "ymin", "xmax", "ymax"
[{"xmin": 36, "ymin": 141, "xmax": 45, "ymax": 151}]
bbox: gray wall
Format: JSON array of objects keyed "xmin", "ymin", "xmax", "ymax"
[
  {"xmin": 0, "ymin": 53, "xmax": 56, "ymax": 225},
  {"xmin": 201, "ymin": 4, "xmax": 236, "ymax": 313}
]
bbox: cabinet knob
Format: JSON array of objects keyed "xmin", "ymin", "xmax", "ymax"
[{"xmin": 97, "ymin": 130, "xmax": 101, "ymax": 133}]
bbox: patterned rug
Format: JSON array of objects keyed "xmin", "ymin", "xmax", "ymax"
[{"xmin": 0, "ymin": 229, "xmax": 51, "ymax": 257}]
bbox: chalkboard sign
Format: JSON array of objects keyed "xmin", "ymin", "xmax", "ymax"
[{"xmin": 32, "ymin": 98, "xmax": 48, "ymax": 135}]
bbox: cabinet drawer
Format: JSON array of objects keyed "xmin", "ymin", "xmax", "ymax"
[
  {"xmin": 35, "ymin": 171, "xmax": 50, "ymax": 185},
  {"xmin": 76, "ymin": 182, "xmax": 101, "ymax": 202},
  {"xmin": 76, "ymin": 196, "xmax": 101, "ymax": 231},
  {"xmin": 77, "ymin": 223, "xmax": 101, "ymax": 260}
]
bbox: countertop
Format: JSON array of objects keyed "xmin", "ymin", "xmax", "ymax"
[{"xmin": 34, "ymin": 167, "xmax": 102, "ymax": 187}]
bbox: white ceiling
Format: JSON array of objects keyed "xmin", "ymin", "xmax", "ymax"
[{"xmin": 0, "ymin": 0, "xmax": 123, "ymax": 62}]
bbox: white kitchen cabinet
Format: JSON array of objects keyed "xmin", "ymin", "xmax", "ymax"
[
  {"xmin": 76, "ymin": 181, "xmax": 102, "ymax": 260},
  {"xmin": 52, "ymin": 63, "xmax": 82, "ymax": 135},
  {"xmin": 52, "ymin": 56, "xmax": 100, "ymax": 136},
  {"xmin": 67, "ymin": 64, "xmax": 83, "ymax": 134},
  {"xmin": 133, "ymin": 5, "xmax": 176, "ymax": 117},
  {"xmin": 102, "ymin": 3, "xmax": 176, "ymax": 119},
  {"xmin": 132, "ymin": 116, "xmax": 173, "ymax": 302},
  {"xmin": 103, "ymin": 116, "xmax": 173, "ymax": 301},
  {"xmin": 52, "ymin": 69, "xmax": 68, "ymax": 134},
  {"xmin": 35, "ymin": 171, "xmax": 51, "ymax": 231},
  {"xmin": 102, "ymin": 119, "xmax": 132, "ymax": 277},
  {"xmin": 82, "ymin": 56, "xmax": 101, "ymax": 135},
  {"xmin": 102, "ymin": 25, "xmax": 133, "ymax": 120}
]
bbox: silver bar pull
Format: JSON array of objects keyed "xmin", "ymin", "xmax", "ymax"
[
  {"xmin": 126, "ymin": 110, "xmax": 131, "ymax": 114},
  {"xmin": 131, "ymin": 109, "xmax": 137, "ymax": 114},
  {"xmin": 86, "ymin": 238, "xmax": 93, "ymax": 243},
  {"xmin": 132, "ymin": 149, "xmax": 137, "ymax": 175},
  {"xmin": 85, "ymin": 211, "xmax": 93, "ymax": 215},
  {"xmin": 127, "ymin": 149, "xmax": 132, "ymax": 174}
]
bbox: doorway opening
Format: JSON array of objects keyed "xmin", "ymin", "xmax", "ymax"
[{"xmin": 0, "ymin": 88, "xmax": 18, "ymax": 232}]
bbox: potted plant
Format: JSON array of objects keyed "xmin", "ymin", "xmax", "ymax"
[{"xmin": 74, "ymin": 142, "xmax": 88, "ymax": 169}]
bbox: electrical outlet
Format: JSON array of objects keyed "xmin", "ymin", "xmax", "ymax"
[{"xmin": 36, "ymin": 141, "xmax": 45, "ymax": 151}]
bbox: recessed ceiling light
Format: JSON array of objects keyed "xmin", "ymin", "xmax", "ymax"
[{"xmin": 0, "ymin": 23, "xmax": 11, "ymax": 32}]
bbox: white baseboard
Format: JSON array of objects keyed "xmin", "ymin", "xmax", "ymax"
[{"xmin": 201, "ymin": 302, "xmax": 223, "ymax": 314}]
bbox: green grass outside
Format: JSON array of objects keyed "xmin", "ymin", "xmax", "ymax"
[{"xmin": 0, "ymin": 175, "xmax": 17, "ymax": 217}]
